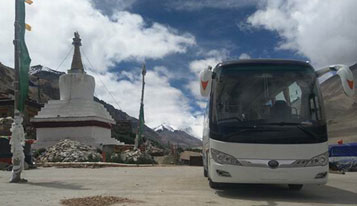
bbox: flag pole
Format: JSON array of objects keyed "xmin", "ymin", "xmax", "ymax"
[
  {"xmin": 10, "ymin": 0, "xmax": 27, "ymax": 183},
  {"xmin": 134, "ymin": 64, "xmax": 146, "ymax": 150},
  {"xmin": 14, "ymin": 0, "xmax": 20, "ymax": 110}
]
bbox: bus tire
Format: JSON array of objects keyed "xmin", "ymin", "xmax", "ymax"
[
  {"xmin": 204, "ymin": 168, "xmax": 208, "ymax": 177},
  {"xmin": 288, "ymin": 184, "xmax": 303, "ymax": 191},
  {"xmin": 209, "ymin": 179, "xmax": 222, "ymax": 189}
]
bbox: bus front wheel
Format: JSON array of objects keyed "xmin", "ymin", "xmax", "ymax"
[
  {"xmin": 288, "ymin": 184, "xmax": 303, "ymax": 191},
  {"xmin": 209, "ymin": 179, "xmax": 223, "ymax": 189},
  {"xmin": 204, "ymin": 168, "xmax": 208, "ymax": 177}
]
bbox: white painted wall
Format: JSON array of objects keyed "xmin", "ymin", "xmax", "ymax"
[
  {"xmin": 59, "ymin": 73, "xmax": 95, "ymax": 101},
  {"xmin": 32, "ymin": 69, "xmax": 118, "ymax": 149},
  {"xmin": 34, "ymin": 126, "xmax": 120, "ymax": 149}
]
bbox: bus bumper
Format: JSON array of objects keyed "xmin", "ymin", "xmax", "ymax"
[{"xmin": 209, "ymin": 161, "xmax": 328, "ymax": 184}]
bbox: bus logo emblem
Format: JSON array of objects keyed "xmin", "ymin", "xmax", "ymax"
[{"xmin": 268, "ymin": 160, "xmax": 279, "ymax": 169}]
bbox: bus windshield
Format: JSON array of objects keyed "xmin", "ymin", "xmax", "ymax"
[{"xmin": 210, "ymin": 65, "xmax": 327, "ymax": 144}]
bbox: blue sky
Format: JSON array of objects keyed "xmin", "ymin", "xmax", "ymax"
[
  {"xmin": 0, "ymin": 0, "xmax": 356, "ymax": 138},
  {"xmin": 90, "ymin": 0, "xmax": 306, "ymax": 118},
  {"xmin": 96, "ymin": 1, "xmax": 306, "ymax": 69}
]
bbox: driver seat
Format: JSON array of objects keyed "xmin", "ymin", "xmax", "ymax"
[{"xmin": 270, "ymin": 100, "xmax": 291, "ymax": 120}]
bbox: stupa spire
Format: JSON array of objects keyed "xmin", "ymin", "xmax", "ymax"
[{"xmin": 69, "ymin": 32, "xmax": 84, "ymax": 73}]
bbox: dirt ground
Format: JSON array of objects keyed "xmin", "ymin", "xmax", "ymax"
[{"xmin": 0, "ymin": 166, "xmax": 356, "ymax": 206}]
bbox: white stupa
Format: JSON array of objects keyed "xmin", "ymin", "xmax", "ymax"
[{"xmin": 32, "ymin": 32, "xmax": 120, "ymax": 149}]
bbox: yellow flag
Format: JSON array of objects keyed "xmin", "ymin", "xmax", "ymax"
[
  {"xmin": 25, "ymin": 0, "xmax": 33, "ymax": 5},
  {"xmin": 25, "ymin": 23, "xmax": 31, "ymax": 31}
]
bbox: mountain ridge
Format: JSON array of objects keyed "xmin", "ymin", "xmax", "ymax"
[
  {"xmin": 154, "ymin": 123, "xmax": 176, "ymax": 132},
  {"xmin": 155, "ymin": 124, "xmax": 202, "ymax": 148},
  {"xmin": 0, "ymin": 63, "xmax": 202, "ymax": 148}
]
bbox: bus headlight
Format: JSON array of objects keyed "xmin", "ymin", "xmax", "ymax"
[
  {"xmin": 211, "ymin": 148, "xmax": 241, "ymax": 165},
  {"xmin": 293, "ymin": 152, "xmax": 328, "ymax": 167},
  {"xmin": 305, "ymin": 152, "xmax": 328, "ymax": 167}
]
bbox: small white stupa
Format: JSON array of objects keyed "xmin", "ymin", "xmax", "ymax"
[{"xmin": 32, "ymin": 32, "xmax": 120, "ymax": 149}]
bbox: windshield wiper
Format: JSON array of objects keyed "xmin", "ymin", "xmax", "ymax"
[
  {"xmin": 260, "ymin": 121, "xmax": 312, "ymax": 126},
  {"xmin": 223, "ymin": 127, "xmax": 279, "ymax": 139},
  {"xmin": 261, "ymin": 122, "xmax": 320, "ymax": 140},
  {"xmin": 217, "ymin": 117, "xmax": 243, "ymax": 123}
]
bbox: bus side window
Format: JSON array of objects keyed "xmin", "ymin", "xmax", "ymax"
[{"xmin": 209, "ymin": 78, "xmax": 217, "ymax": 124}]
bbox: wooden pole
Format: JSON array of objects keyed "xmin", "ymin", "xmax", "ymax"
[{"xmin": 14, "ymin": 0, "xmax": 19, "ymax": 110}]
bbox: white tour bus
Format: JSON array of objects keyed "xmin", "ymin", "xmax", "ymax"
[{"xmin": 200, "ymin": 59, "xmax": 354, "ymax": 190}]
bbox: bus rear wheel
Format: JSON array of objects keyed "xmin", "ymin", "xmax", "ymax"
[{"xmin": 288, "ymin": 184, "xmax": 303, "ymax": 191}]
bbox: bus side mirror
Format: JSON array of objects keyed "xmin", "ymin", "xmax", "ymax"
[
  {"xmin": 199, "ymin": 66, "xmax": 212, "ymax": 97},
  {"xmin": 336, "ymin": 65, "xmax": 354, "ymax": 97},
  {"xmin": 316, "ymin": 64, "xmax": 355, "ymax": 97}
]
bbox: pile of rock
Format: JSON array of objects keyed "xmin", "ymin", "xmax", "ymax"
[
  {"xmin": 37, "ymin": 139, "xmax": 102, "ymax": 162},
  {"xmin": 145, "ymin": 141, "xmax": 165, "ymax": 156},
  {"xmin": 120, "ymin": 149, "xmax": 156, "ymax": 164},
  {"xmin": 147, "ymin": 146, "xmax": 165, "ymax": 157}
]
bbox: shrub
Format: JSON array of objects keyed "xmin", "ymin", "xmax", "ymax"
[
  {"xmin": 87, "ymin": 153, "xmax": 101, "ymax": 162},
  {"xmin": 107, "ymin": 152, "xmax": 123, "ymax": 163},
  {"xmin": 33, "ymin": 148, "xmax": 46, "ymax": 158}
]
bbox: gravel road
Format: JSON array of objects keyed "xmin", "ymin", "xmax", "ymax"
[{"xmin": 0, "ymin": 166, "xmax": 356, "ymax": 206}]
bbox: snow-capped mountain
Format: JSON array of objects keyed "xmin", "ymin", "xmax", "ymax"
[
  {"xmin": 29, "ymin": 65, "xmax": 64, "ymax": 76},
  {"xmin": 154, "ymin": 124, "xmax": 202, "ymax": 148},
  {"xmin": 154, "ymin": 123, "xmax": 176, "ymax": 132}
]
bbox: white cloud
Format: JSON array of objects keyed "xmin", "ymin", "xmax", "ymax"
[
  {"xmin": 153, "ymin": 66, "xmax": 176, "ymax": 80},
  {"xmin": 0, "ymin": 0, "xmax": 195, "ymax": 71},
  {"xmin": 247, "ymin": 0, "xmax": 357, "ymax": 67},
  {"xmin": 239, "ymin": 53, "xmax": 251, "ymax": 59},
  {"xmin": 88, "ymin": 68, "xmax": 204, "ymax": 138},
  {"xmin": 196, "ymin": 101, "xmax": 208, "ymax": 109},
  {"xmin": 0, "ymin": 0, "xmax": 203, "ymax": 138}
]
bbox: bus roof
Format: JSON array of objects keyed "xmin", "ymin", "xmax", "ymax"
[{"xmin": 216, "ymin": 59, "xmax": 313, "ymax": 70}]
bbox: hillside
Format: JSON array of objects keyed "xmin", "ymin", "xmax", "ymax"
[
  {"xmin": 154, "ymin": 124, "xmax": 202, "ymax": 148},
  {"xmin": 320, "ymin": 64, "xmax": 357, "ymax": 143},
  {"xmin": 0, "ymin": 63, "xmax": 14, "ymax": 95},
  {"xmin": 94, "ymin": 98, "xmax": 163, "ymax": 147}
]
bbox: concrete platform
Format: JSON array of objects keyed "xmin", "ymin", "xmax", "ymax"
[{"xmin": 0, "ymin": 167, "xmax": 356, "ymax": 206}]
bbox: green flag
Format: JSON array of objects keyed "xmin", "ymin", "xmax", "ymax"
[
  {"xmin": 16, "ymin": 0, "xmax": 31, "ymax": 112},
  {"xmin": 138, "ymin": 103, "xmax": 145, "ymax": 144}
]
